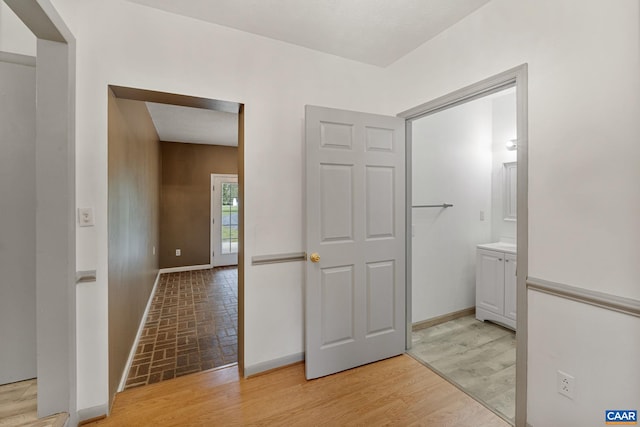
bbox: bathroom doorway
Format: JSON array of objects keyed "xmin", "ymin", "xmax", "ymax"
[{"xmin": 401, "ymin": 66, "xmax": 528, "ymax": 426}]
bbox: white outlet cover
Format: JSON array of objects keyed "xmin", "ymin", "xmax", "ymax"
[
  {"xmin": 78, "ymin": 207, "xmax": 94, "ymax": 227},
  {"xmin": 557, "ymin": 370, "xmax": 575, "ymax": 399}
]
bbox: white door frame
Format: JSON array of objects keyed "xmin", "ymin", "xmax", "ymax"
[
  {"xmin": 211, "ymin": 173, "xmax": 239, "ymax": 267},
  {"xmin": 5, "ymin": 0, "xmax": 77, "ymax": 422},
  {"xmin": 398, "ymin": 64, "xmax": 529, "ymax": 427}
]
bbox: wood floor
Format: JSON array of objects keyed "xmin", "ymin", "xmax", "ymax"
[
  {"xmin": 0, "ymin": 379, "xmax": 68, "ymax": 427},
  {"xmin": 87, "ymin": 354, "xmax": 509, "ymax": 426}
]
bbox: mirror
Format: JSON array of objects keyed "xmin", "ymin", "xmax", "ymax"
[{"xmin": 504, "ymin": 162, "xmax": 517, "ymax": 221}]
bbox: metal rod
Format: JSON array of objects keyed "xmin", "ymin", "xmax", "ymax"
[{"xmin": 412, "ymin": 203, "xmax": 453, "ymax": 208}]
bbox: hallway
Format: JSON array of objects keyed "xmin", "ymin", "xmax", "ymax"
[{"xmin": 125, "ymin": 267, "xmax": 238, "ymax": 389}]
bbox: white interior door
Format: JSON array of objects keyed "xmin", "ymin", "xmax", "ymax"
[
  {"xmin": 211, "ymin": 174, "xmax": 238, "ymax": 267},
  {"xmin": 305, "ymin": 105, "xmax": 406, "ymax": 379}
]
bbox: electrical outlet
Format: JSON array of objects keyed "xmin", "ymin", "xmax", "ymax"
[
  {"xmin": 557, "ymin": 370, "xmax": 575, "ymax": 399},
  {"xmin": 175, "ymin": 249, "xmax": 181, "ymax": 256},
  {"xmin": 480, "ymin": 210, "xmax": 485, "ymax": 221}
]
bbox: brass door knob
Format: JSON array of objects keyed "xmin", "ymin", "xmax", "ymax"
[{"xmin": 309, "ymin": 253, "xmax": 320, "ymax": 263}]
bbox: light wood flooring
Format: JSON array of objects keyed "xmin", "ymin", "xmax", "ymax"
[
  {"xmin": 0, "ymin": 379, "xmax": 68, "ymax": 427},
  {"xmin": 410, "ymin": 316, "xmax": 516, "ymax": 423},
  {"xmin": 86, "ymin": 354, "xmax": 509, "ymax": 426}
]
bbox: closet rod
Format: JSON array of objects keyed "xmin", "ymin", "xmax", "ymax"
[{"xmin": 412, "ymin": 203, "xmax": 454, "ymax": 208}]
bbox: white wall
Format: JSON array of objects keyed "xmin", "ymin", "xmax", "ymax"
[
  {"xmin": 386, "ymin": 0, "xmax": 640, "ymax": 423},
  {"xmin": 528, "ymin": 291, "xmax": 640, "ymax": 427},
  {"xmin": 0, "ymin": 2, "xmax": 36, "ymax": 56},
  {"xmin": 411, "ymin": 97, "xmax": 492, "ymax": 322},
  {"xmin": 490, "ymin": 90, "xmax": 517, "ymax": 243},
  {"xmin": 0, "ymin": 58, "xmax": 36, "ymax": 385},
  {"xmin": 45, "ymin": 0, "xmax": 388, "ymax": 411},
  {"xmin": 13, "ymin": 0, "xmax": 638, "ymax": 421}
]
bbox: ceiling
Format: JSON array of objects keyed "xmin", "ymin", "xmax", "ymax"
[
  {"xmin": 137, "ymin": 1, "xmax": 491, "ymax": 145},
  {"xmin": 146, "ymin": 102, "xmax": 238, "ymax": 146},
  {"xmin": 127, "ymin": 0, "xmax": 491, "ymax": 67}
]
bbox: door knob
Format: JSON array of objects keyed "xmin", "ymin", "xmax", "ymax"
[{"xmin": 309, "ymin": 253, "xmax": 320, "ymax": 263}]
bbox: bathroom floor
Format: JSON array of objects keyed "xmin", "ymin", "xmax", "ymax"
[
  {"xmin": 0, "ymin": 378, "xmax": 68, "ymax": 427},
  {"xmin": 124, "ymin": 267, "xmax": 238, "ymax": 389},
  {"xmin": 409, "ymin": 315, "xmax": 516, "ymax": 423}
]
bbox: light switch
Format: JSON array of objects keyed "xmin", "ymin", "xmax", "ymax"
[{"xmin": 78, "ymin": 207, "xmax": 94, "ymax": 227}]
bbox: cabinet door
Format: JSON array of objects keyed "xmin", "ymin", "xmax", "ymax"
[
  {"xmin": 476, "ymin": 249, "xmax": 505, "ymax": 315},
  {"xmin": 504, "ymin": 253, "xmax": 517, "ymax": 321}
]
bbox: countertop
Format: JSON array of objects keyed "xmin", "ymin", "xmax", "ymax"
[{"xmin": 477, "ymin": 242, "xmax": 517, "ymax": 254}]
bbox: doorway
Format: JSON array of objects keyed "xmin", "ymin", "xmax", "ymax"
[
  {"xmin": 0, "ymin": 0, "xmax": 76, "ymax": 423},
  {"xmin": 401, "ymin": 65, "xmax": 528, "ymax": 426},
  {"xmin": 107, "ymin": 86, "xmax": 244, "ymax": 405},
  {"xmin": 211, "ymin": 174, "xmax": 239, "ymax": 267}
]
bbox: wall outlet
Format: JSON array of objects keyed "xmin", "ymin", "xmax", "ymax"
[
  {"xmin": 152, "ymin": 246, "xmax": 156, "ymax": 255},
  {"xmin": 480, "ymin": 210, "xmax": 485, "ymax": 221},
  {"xmin": 175, "ymin": 249, "xmax": 181, "ymax": 256},
  {"xmin": 557, "ymin": 370, "xmax": 575, "ymax": 399}
]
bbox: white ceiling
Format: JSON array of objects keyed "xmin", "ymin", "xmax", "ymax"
[
  {"xmin": 127, "ymin": 0, "xmax": 491, "ymax": 67},
  {"xmin": 138, "ymin": 1, "xmax": 491, "ymax": 144},
  {"xmin": 146, "ymin": 102, "xmax": 238, "ymax": 146}
]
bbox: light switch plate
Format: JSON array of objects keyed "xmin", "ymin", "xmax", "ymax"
[{"xmin": 78, "ymin": 207, "xmax": 94, "ymax": 227}]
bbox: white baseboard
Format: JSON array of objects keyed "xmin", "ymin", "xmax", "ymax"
[
  {"xmin": 117, "ymin": 271, "xmax": 161, "ymax": 393},
  {"xmin": 244, "ymin": 352, "xmax": 305, "ymax": 377},
  {"xmin": 158, "ymin": 264, "xmax": 212, "ymax": 274},
  {"xmin": 77, "ymin": 403, "xmax": 108, "ymax": 423}
]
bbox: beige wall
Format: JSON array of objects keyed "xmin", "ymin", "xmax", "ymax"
[
  {"xmin": 160, "ymin": 142, "xmax": 238, "ymax": 268},
  {"xmin": 107, "ymin": 90, "xmax": 160, "ymax": 406}
]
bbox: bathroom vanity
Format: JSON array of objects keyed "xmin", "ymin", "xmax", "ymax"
[{"xmin": 475, "ymin": 242, "xmax": 517, "ymax": 330}]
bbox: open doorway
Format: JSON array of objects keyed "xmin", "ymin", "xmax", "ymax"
[
  {"xmin": 402, "ymin": 66, "xmax": 528, "ymax": 426},
  {"xmin": 0, "ymin": 0, "xmax": 76, "ymax": 424},
  {"xmin": 107, "ymin": 86, "xmax": 244, "ymax": 405}
]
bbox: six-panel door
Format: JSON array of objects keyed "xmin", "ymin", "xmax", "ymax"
[{"xmin": 305, "ymin": 105, "xmax": 405, "ymax": 380}]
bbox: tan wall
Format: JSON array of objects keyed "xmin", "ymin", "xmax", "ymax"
[
  {"xmin": 160, "ymin": 142, "xmax": 238, "ymax": 268},
  {"xmin": 107, "ymin": 90, "xmax": 160, "ymax": 406}
]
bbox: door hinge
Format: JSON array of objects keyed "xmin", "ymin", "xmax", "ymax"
[
  {"xmin": 212, "ymin": 251, "xmax": 215, "ymax": 257},
  {"xmin": 212, "ymin": 185, "xmax": 215, "ymax": 191},
  {"xmin": 212, "ymin": 218, "xmax": 215, "ymax": 224}
]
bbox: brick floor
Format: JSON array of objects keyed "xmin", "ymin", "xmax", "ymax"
[{"xmin": 125, "ymin": 267, "xmax": 238, "ymax": 389}]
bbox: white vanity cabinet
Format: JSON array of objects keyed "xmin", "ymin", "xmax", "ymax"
[{"xmin": 475, "ymin": 243, "xmax": 517, "ymax": 330}]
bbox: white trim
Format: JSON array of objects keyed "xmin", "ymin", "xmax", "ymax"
[
  {"xmin": 117, "ymin": 271, "xmax": 161, "ymax": 393},
  {"xmin": 244, "ymin": 352, "xmax": 305, "ymax": 377},
  {"xmin": 527, "ymin": 277, "xmax": 640, "ymax": 318},
  {"xmin": 77, "ymin": 404, "xmax": 108, "ymax": 423},
  {"xmin": 251, "ymin": 252, "xmax": 306, "ymax": 265},
  {"xmin": 158, "ymin": 264, "xmax": 212, "ymax": 274}
]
